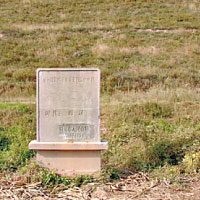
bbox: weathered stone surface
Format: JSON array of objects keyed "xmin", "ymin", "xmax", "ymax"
[{"xmin": 37, "ymin": 68, "xmax": 100, "ymax": 142}]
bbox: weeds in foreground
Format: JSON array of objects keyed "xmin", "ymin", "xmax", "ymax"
[{"xmin": 0, "ymin": 103, "xmax": 36, "ymax": 172}]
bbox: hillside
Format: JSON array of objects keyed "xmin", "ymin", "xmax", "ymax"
[{"xmin": 0, "ymin": 0, "xmax": 200, "ymax": 199}]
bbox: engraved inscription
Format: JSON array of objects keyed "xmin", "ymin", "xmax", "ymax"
[
  {"xmin": 58, "ymin": 124, "xmax": 94, "ymax": 141},
  {"xmin": 42, "ymin": 76, "xmax": 95, "ymax": 84},
  {"xmin": 43, "ymin": 109, "xmax": 87, "ymax": 117}
]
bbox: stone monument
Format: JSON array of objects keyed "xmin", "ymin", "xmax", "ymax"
[{"xmin": 29, "ymin": 68, "xmax": 108, "ymax": 176}]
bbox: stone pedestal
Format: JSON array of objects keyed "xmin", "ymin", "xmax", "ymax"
[{"xmin": 29, "ymin": 140, "xmax": 108, "ymax": 176}]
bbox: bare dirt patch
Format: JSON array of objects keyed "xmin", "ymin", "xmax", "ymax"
[{"xmin": 135, "ymin": 28, "xmax": 198, "ymax": 33}]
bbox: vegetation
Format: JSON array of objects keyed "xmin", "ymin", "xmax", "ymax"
[{"xmin": 0, "ymin": 0, "xmax": 200, "ymax": 187}]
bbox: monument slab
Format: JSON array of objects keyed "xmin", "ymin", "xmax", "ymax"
[{"xmin": 37, "ymin": 68, "xmax": 100, "ymax": 142}]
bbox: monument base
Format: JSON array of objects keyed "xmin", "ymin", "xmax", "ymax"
[{"xmin": 29, "ymin": 140, "xmax": 108, "ymax": 176}]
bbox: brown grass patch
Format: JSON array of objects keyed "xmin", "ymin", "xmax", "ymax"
[
  {"xmin": 21, "ymin": 0, "xmax": 31, "ymax": 3},
  {"xmin": 119, "ymin": 47, "xmax": 133, "ymax": 54},
  {"xmin": 12, "ymin": 23, "xmax": 71, "ymax": 31},
  {"xmin": 92, "ymin": 41, "xmax": 134, "ymax": 57},
  {"xmin": 21, "ymin": 0, "xmax": 44, "ymax": 3},
  {"xmin": 110, "ymin": 86, "xmax": 200, "ymax": 106},
  {"xmin": 36, "ymin": 47, "xmax": 65, "ymax": 58},
  {"xmin": 135, "ymin": 28, "xmax": 197, "ymax": 33},
  {"xmin": 117, "ymin": 34, "xmax": 126, "ymax": 40},
  {"xmin": 176, "ymin": 43, "xmax": 200, "ymax": 56},
  {"xmin": 137, "ymin": 46, "xmax": 161, "ymax": 55},
  {"xmin": 58, "ymin": 13, "xmax": 66, "ymax": 19},
  {"xmin": 182, "ymin": 1, "xmax": 200, "ymax": 11},
  {"xmin": 12, "ymin": 22, "xmax": 116, "ymax": 31},
  {"xmin": 189, "ymin": 3, "xmax": 197, "ymax": 10},
  {"xmin": 92, "ymin": 41, "xmax": 163, "ymax": 57},
  {"xmin": 92, "ymin": 43, "xmax": 110, "ymax": 57},
  {"xmin": 127, "ymin": 65, "xmax": 161, "ymax": 76}
]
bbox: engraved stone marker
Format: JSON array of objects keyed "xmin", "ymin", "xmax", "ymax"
[
  {"xmin": 29, "ymin": 68, "xmax": 108, "ymax": 176},
  {"xmin": 38, "ymin": 69, "xmax": 100, "ymax": 142}
]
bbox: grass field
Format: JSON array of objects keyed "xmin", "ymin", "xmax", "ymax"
[{"xmin": 0, "ymin": 0, "xmax": 200, "ymax": 189}]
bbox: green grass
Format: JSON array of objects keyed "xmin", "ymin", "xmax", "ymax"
[
  {"xmin": 0, "ymin": 103, "xmax": 36, "ymax": 172},
  {"xmin": 0, "ymin": 0, "xmax": 200, "ymax": 186},
  {"xmin": 101, "ymin": 101, "xmax": 200, "ymax": 173}
]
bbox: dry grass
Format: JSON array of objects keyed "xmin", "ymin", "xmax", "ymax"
[
  {"xmin": 58, "ymin": 13, "xmax": 66, "ymax": 19},
  {"xmin": 137, "ymin": 46, "xmax": 161, "ymax": 55},
  {"xmin": 12, "ymin": 22, "xmax": 116, "ymax": 31},
  {"xmin": 175, "ymin": 43, "xmax": 200, "ymax": 57},
  {"xmin": 105, "ymin": 86, "xmax": 200, "ymax": 106},
  {"xmin": 92, "ymin": 43, "xmax": 111, "ymax": 57},
  {"xmin": 127, "ymin": 65, "xmax": 161, "ymax": 75},
  {"xmin": 135, "ymin": 28, "xmax": 198, "ymax": 33},
  {"xmin": 92, "ymin": 42, "xmax": 136, "ymax": 57},
  {"xmin": 12, "ymin": 23, "xmax": 71, "ymax": 31},
  {"xmin": 92, "ymin": 41, "xmax": 164, "ymax": 57},
  {"xmin": 1, "ymin": 172, "xmax": 199, "ymax": 200},
  {"xmin": 21, "ymin": 0, "xmax": 45, "ymax": 3},
  {"xmin": 36, "ymin": 47, "xmax": 65, "ymax": 58}
]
